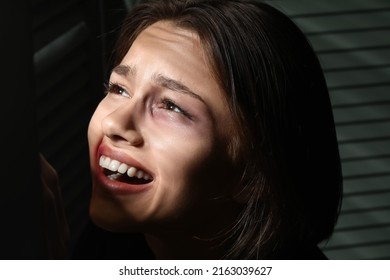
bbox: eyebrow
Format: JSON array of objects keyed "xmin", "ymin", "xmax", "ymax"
[
  {"xmin": 152, "ymin": 73, "xmax": 205, "ymax": 103},
  {"xmin": 112, "ymin": 64, "xmax": 136, "ymax": 77},
  {"xmin": 112, "ymin": 64, "xmax": 205, "ymax": 104}
]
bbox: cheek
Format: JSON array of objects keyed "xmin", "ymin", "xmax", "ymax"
[
  {"xmin": 148, "ymin": 136, "xmax": 239, "ymax": 231},
  {"xmin": 151, "ymin": 129, "xmax": 231, "ymax": 203},
  {"xmin": 87, "ymin": 103, "xmax": 107, "ymax": 161},
  {"xmin": 149, "ymin": 119, "xmax": 214, "ymax": 176}
]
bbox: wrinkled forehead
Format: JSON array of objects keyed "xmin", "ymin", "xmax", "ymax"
[{"xmin": 140, "ymin": 20, "xmax": 200, "ymax": 46}]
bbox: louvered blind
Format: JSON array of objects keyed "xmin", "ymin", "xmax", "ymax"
[
  {"xmin": 267, "ymin": 0, "xmax": 390, "ymax": 259},
  {"xmin": 32, "ymin": 0, "xmax": 104, "ymax": 253},
  {"xmin": 1, "ymin": 1, "xmax": 46, "ymax": 259}
]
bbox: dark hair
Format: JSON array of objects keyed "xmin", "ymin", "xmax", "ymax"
[{"xmin": 111, "ymin": 0, "xmax": 343, "ymax": 259}]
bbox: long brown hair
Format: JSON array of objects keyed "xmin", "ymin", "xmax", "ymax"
[{"xmin": 110, "ymin": 0, "xmax": 343, "ymax": 259}]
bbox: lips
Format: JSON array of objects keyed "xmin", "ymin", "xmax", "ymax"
[{"xmin": 94, "ymin": 145, "xmax": 154, "ymax": 194}]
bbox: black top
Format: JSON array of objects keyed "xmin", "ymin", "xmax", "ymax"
[
  {"xmin": 275, "ymin": 245, "xmax": 328, "ymax": 260},
  {"xmin": 73, "ymin": 221, "xmax": 328, "ymax": 260}
]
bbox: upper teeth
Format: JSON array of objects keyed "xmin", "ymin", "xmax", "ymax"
[{"xmin": 99, "ymin": 155, "xmax": 152, "ymax": 181}]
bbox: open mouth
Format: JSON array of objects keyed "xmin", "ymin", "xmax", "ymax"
[{"xmin": 99, "ymin": 155, "xmax": 153, "ymax": 185}]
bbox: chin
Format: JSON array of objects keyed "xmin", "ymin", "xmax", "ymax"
[{"xmin": 88, "ymin": 198, "xmax": 137, "ymax": 233}]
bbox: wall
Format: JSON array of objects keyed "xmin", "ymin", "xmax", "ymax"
[{"xmin": 267, "ymin": 0, "xmax": 390, "ymax": 259}]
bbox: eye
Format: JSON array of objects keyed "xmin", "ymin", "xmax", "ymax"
[
  {"xmin": 104, "ymin": 82, "xmax": 130, "ymax": 98},
  {"xmin": 159, "ymin": 98, "xmax": 192, "ymax": 119},
  {"xmin": 163, "ymin": 100, "xmax": 182, "ymax": 113}
]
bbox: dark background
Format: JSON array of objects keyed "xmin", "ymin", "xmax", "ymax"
[{"xmin": 1, "ymin": 0, "xmax": 389, "ymax": 259}]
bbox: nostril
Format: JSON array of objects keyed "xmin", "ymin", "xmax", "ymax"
[
  {"xmin": 124, "ymin": 130, "xmax": 144, "ymax": 146},
  {"xmin": 102, "ymin": 108, "xmax": 143, "ymax": 146},
  {"xmin": 109, "ymin": 134, "xmax": 128, "ymax": 142},
  {"xmin": 107, "ymin": 133, "xmax": 144, "ymax": 147}
]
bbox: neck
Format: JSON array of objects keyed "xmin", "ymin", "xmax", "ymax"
[
  {"xmin": 145, "ymin": 231, "xmax": 229, "ymax": 259},
  {"xmin": 144, "ymin": 200, "xmax": 243, "ymax": 259}
]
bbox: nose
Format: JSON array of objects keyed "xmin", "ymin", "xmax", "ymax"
[{"xmin": 101, "ymin": 101, "xmax": 144, "ymax": 147}]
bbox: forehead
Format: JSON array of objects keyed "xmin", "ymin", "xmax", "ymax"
[
  {"xmin": 127, "ymin": 21, "xmax": 209, "ymax": 71},
  {"xmin": 138, "ymin": 20, "xmax": 200, "ymax": 50},
  {"xmin": 120, "ymin": 20, "xmax": 223, "ymax": 100}
]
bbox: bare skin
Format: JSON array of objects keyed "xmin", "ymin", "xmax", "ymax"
[{"xmin": 88, "ymin": 21, "xmax": 243, "ymax": 259}]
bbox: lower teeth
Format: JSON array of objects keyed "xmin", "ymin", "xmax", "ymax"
[
  {"xmin": 107, "ymin": 173, "xmax": 122, "ymax": 181},
  {"xmin": 105, "ymin": 170, "xmax": 151, "ymax": 184}
]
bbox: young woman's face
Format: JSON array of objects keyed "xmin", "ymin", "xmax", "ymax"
[{"xmin": 88, "ymin": 21, "xmax": 242, "ymax": 235}]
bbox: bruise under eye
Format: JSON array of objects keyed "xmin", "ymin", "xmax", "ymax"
[{"xmin": 159, "ymin": 98, "xmax": 193, "ymax": 119}]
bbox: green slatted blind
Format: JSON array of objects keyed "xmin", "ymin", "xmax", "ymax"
[
  {"xmin": 1, "ymin": 1, "xmax": 46, "ymax": 258},
  {"xmin": 267, "ymin": 0, "xmax": 390, "ymax": 259},
  {"xmin": 32, "ymin": 0, "xmax": 103, "ymax": 253}
]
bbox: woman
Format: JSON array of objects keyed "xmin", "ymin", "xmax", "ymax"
[{"xmin": 87, "ymin": 0, "xmax": 342, "ymax": 259}]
